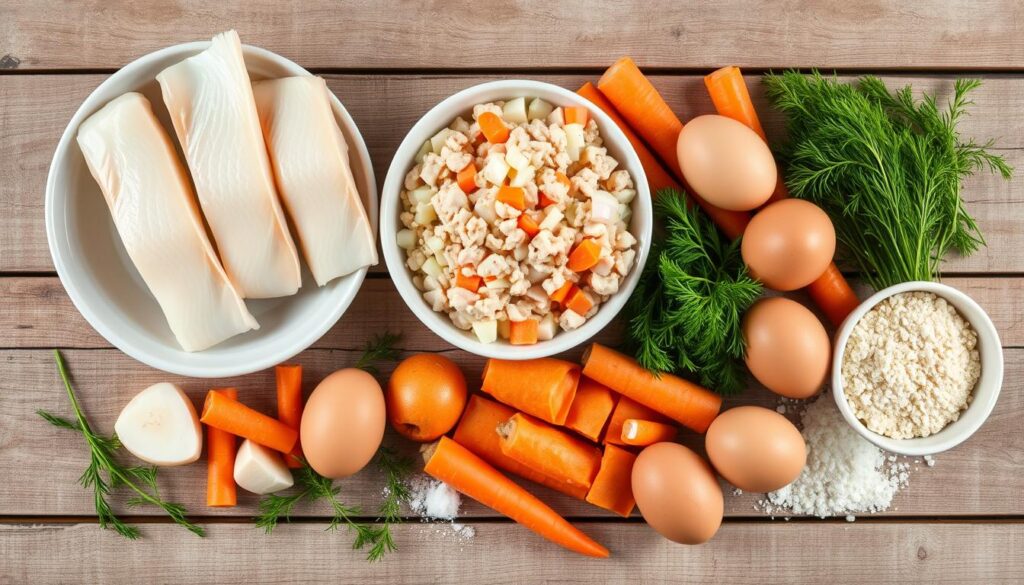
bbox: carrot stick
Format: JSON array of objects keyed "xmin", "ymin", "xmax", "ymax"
[
  {"xmin": 200, "ymin": 390, "xmax": 298, "ymax": 454},
  {"xmin": 481, "ymin": 358, "xmax": 581, "ymax": 425},
  {"xmin": 453, "ymin": 395, "xmax": 588, "ymax": 499},
  {"xmin": 806, "ymin": 263, "xmax": 861, "ymax": 325},
  {"xmin": 595, "ymin": 60, "xmax": 750, "ymax": 238},
  {"xmin": 564, "ymin": 377, "xmax": 617, "ymax": 442},
  {"xmin": 582, "ymin": 343, "xmax": 722, "ymax": 433},
  {"xmin": 585, "ymin": 444, "xmax": 637, "ymax": 517},
  {"xmin": 603, "ymin": 395, "xmax": 670, "ymax": 445},
  {"xmin": 206, "ymin": 388, "xmax": 238, "ymax": 507},
  {"xmin": 497, "ymin": 413, "xmax": 602, "ymax": 493},
  {"xmin": 423, "ymin": 436, "xmax": 609, "ymax": 558},
  {"xmin": 620, "ymin": 419, "xmax": 678, "ymax": 446},
  {"xmin": 275, "ymin": 364, "xmax": 304, "ymax": 468}
]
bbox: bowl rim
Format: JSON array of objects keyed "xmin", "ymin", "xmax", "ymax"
[
  {"xmin": 831, "ymin": 280, "xmax": 1004, "ymax": 456},
  {"xmin": 44, "ymin": 40, "xmax": 377, "ymax": 377},
  {"xmin": 379, "ymin": 79, "xmax": 653, "ymax": 360}
]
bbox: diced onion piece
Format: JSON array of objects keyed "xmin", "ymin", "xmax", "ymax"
[
  {"xmin": 423, "ymin": 288, "xmax": 445, "ymax": 311},
  {"xmin": 421, "ymin": 256, "xmax": 442, "ymax": 278},
  {"xmin": 615, "ymin": 188, "xmax": 637, "ymax": 204},
  {"xmin": 415, "ymin": 139, "xmax": 432, "ymax": 163},
  {"xmin": 426, "ymin": 236, "xmax": 445, "ymax": 252},
  {"xmin": 619, "ymin": 203, "xmax": 633, "ymax": 224},
  {"xmin": 528, "ymin": 98, "xmax": 554, "ymax": 121},
  {"xmin": 430, "ymin": 128, "xmax": 455, "ymax": 153},
  {"xmin": 482, "ymin": 156, "xmax": 510, "ymax": 185},
  {"xmin": 565, "ymin": 123, "xmax": 585, "ymax": 162},
  {"xmin": 502, "ymin": 98, "xmax": 529, "ymax": 125},
  {"xmin": 539, "ymin": 207, "xmax": 564, "ymax": 231},
  {"xmin": 509, "ymin": 164, "xmax": 535, "ymax": 188},
  {"xmin": 537, "ymin": 313, "xmax": 558, "ymax": 341},
  {"xmin": 564, "ymin": 201, "xmax": 578, "ymax": 225},
  {"xmin": 472, "ymin": 319, "xmax": 498, "ymax": 344},
  {"xmin": 410, "ymin": 185, "xmax": 434, "ymax": 205},
  {"xmin": 434, "ymin": 251, "xmax": 449, "ymax": 267},
  {"xmin": 486, "ymin": 277, "xmax": 510, "ymax": 290},
  {"xmin": 547, "ymin": 107, "xmax": 565, "ymax": 126},
  {"xmin": 497, "ymin": 319, "xmax": 512, "ymax": 340},
  {"xmin": 505, "ymin": 144, "xmax": 530, "ymax": 171},
  {"xmin": 396, "ymin": 229, "xmax": 416, "ymax": 250},
  {"xmin": 474, "ymin": 198, "xmax": 498, "ymax": 225},
  {"xmin": 414, "ymin": 202, "xmax": 437, "ymax": 225},
  {"xmin": 590, "ymin": 191, "xmax": 620, "ymax": 224}
]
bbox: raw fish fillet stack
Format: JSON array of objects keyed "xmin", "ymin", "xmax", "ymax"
[{"xmin": 76, "ymin": 93, "xmax": 259, "ymax": 352}]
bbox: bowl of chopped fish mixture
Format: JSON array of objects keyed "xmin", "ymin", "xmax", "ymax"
[
  {"xmin": 380, "ymin": 80, "xmax": 652, "ymax": 359},
  {"xmin": 832, "ymin": 281, "xmax": 1003, "ymax": 456}
]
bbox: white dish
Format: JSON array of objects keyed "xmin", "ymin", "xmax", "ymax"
[
  {"xmin": 832, "ymin": 281, "xmax": 1003, "ymax": 456},
  {"xmin": 380, "ymin": 80, "xmax": 653, "ymax": 360},
  {"xmin": 45, "ymin": 41, "xmax": 377, "ymax": 378}
]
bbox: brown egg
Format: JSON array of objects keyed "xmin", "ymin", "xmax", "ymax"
[
  {"xmin": 631, "ymin": 442, "xmax": 723, "ymax": 545},
  {"xmin": 301, "ymin": 368, "xmax": 386, "ymax": 479},
  {"xmin": 743, "ymin": 297, "xmax": 830, "ymax": 399},
  {"xmin": 677, "ymin": 114, "xmax": 777, "ymax": 211},
  {"xmin": 742, "ymin": 199, "xmax": 836, "ymax": 291},
  {"xmin": 705, "ymin": 406, "xmax": 806, "ymax": 492}
]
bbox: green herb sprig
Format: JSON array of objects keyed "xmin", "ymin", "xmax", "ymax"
[
  {"xmin": 38, "ymin": 350, "xmax": 204, "ymax": 539},
  {"xmin": 625, "ymin": 191, "xmax": 762, "ymax": 393},
  {"xmin": 764, "ymin": 71, "xmax": 1012, "ymax": 288}
]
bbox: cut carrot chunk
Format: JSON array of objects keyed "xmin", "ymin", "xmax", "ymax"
[
  {"xmin": 565, "ymin": 287, "xmax": 594, "ymax": 316},
  {"xmin": 586, "ymin": 444, "xmax": 637, "ymax": 517},
  {"xmin": 564, "ymin": 106, "xmax": 589, "ymax": 126},
  {"xmin": 497, "ymin": 185, "xmax": 526, "ymax": 211},
  {"xmin": 206, "ymin": 387, "xmax": 238, "ymax": 507},
  {"xmin": 567, "ymin": 239, "xmax": 602, "ymax": 272},
  {"xmin": 518, "ymin": 214, "xmax": 540, "ymax": 237},
  {"xmin": 555, "ymin": 172, "xmax": 571, "ymax": 190},
  {"xmin": 549, "ymin": 281, "xmax": 575, "ymax": 304},
  {"xmin": 620, "ymin": 418, "xmax": 678, "ymax": 446},
  {"xmin": 497, "ymin": 412, "xmax": 603, "ymax": 493},
  {"xmin": 564, "ymin": 377, "xmax": 617, "ymax": 442},
  {"xmin": 478, "ymin": 111, "xmax": 510, "ymax": 144},
  {"xmin": 275, "ymin": 365, "xmax": 304, "ymax": 468},
  {"xmin": 456, "ymin": 271, "xmax": 482, "ymax": 293},
  {"xmin": 603, "ymin": 395, "xmax": 670, "ymax": 445},
  {"xmin": 482, "ymin": 357, "xmax": 581, "ymax": 425},
  {"xmin": 538, "ymin": 191, "xmax": 556, "ymax": 208},
  {"xmin": 509, "ymin": 319, "xmax": 539, "ymax": 345},
  {"xmin": 457, "ymin": 164, "xmax": 478, "ymax": 194}
]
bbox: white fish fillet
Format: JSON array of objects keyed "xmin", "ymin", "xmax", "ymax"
[
  {"xmin": 157, "ymin": 30, "xmax": 301, "ymax": 298},
  {"xmin": 77, "ymin": 93, "xmax": 259, "ymax": 352},
  {"xmin": 252, "ymin": 76, "xmax": 378, "ymax": 286}
]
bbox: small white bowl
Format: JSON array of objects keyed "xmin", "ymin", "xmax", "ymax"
[
  {"xmin": 832, "ymin": 281, "xmax": 1003, "ymax": 456},
  {"xmin": 45, "ymin": 41, "xmax": 377, "ymax": 378},
  {"xmin": 380, "ymin": 80, "xmax": 653, "ymax": 360}
]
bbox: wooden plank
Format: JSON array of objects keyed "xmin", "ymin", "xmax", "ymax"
[
  {"xmin": 3, "ymin": 0, "xmax": 1023, "ymax": 71},
  {"xmin": 0, "ymin": 521, "xmax": 1020, "ymax": 584},
  {"xmin": 3, "ymin": 73, "xmax": 1021, "ymax": 273},
  {"xmin": 5, "ymin": 347, "xmax": 1023, "ymax": 518}
]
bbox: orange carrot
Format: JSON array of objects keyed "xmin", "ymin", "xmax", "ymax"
[
  {"xmin": 555, "ymin": 171, "xmax": 571, "ymax": 191},
  {"xmin": 603, "ymin": 395, "xmax": 669, "ymax": 445},
  {"xmin": 620, "ymin": 418, "xmax": 678, "ymax": 446},
  {"xmin": 509, "ymin": 319, "xmax": 539, "ymax": 345},
  {"xmin": 423, "ymin": 437, "xmax": 609, "ymax": 558},
  {"xmin": 549, "ymin": 281, "xmax": 574, "ymax": 304},
  {"xmin": 565, "ymin": 287, "xmax": 594, "ymax": 316},
  {"xmin": 567, "ymin": 239, "xmax": 602, "ymax": 272},
  {"xmin": 578, "ymin": 82, "xmax": 680, "ymax": 195},
  {"xmin": 478, "ymin": 111, "xmax": 510, "ymax": 144},
  {"xmin": 206, "ymin": 388, "xmax": 238, "ymax": 507},
  {"xmin": 497, "ymin": 185, "xmax": 526, "ymax": 211},
  {"xmin": 806, "ymin": 263, "xmax": 860, "ymax": 326},
  {"xmin": 497, "ymin": 413, "xmax": 603, "ymax": 493},
  {"xmin": 564, "ymin": 377, "xmax": 617, "ymax": 442},
  {"xmin": 453, "ymin": 395, "xmax": 588, "ymax": 499},
  {"xmin": 538, "ymin": 191, "xmax": 556, "ymax": 208},
  {"xmin": 517, "ymin": 214, "xmax": 540, "ymax": 237},
  {"xmin": 583, "ymin": 343, "xmax": 722, "ymax": 433},
  {"xmin": 564, "ymin": 105, "xmax": 589, "ymax": 126},
  {"xmin": 585, "ymin": 444, "xmax": 637, "ymax": 517},
  {"xmin": 482, "ymin": 357, "xmax": 580, "ymax": 425},
  {"xmin": 457, "ymin": 164, "xmax": 478, "ymax": 193},
  {"xmin": 275, "ymin": 365, "xmax": 304, "ymax": 468},
  {"xmin": 200, "ymin": 390, "xmax": 298, "ymax": 454},
  {"xmin": 455, "ymin": 271, "xmax": 483, "ymax": 293},
  {"xmin": 596, "ymin": 60, "xmax": 750, "ymax": 239}
]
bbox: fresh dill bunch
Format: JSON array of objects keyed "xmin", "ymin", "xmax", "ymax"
[
  {"xmin": 625, "ymin": 190, "xmax": 762, "ymax": 394},
  {"xmin": 764, "ymin": 71, "xmax": 1012, "ymax": 289},
  {"xmin": 367, "ymin": 446, "xmax": 414, "ymax": 561},
  {"xmin": 354, "ymin": 332, "xmax": 403, "ymax": 375},
  {"xmin": 38, "ymin": 350, "xmax": 204, "ymax": 539}
]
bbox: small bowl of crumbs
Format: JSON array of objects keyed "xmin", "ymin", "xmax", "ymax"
[{"xmin": 832, "ymin": 281, "xmax": 1003, "ymax": 456}]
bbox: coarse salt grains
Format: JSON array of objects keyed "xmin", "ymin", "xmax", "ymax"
[{"xmin": 842, "ymin": 291, "xmax": 981, "ymax": 439}]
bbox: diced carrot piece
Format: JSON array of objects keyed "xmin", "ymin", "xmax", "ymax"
[
  {"xmin": 565, "ymin": 288, "xmax": 594, "ymax": 316},
  {"xmin": 456, "ymin": 272, "xmax": 482, "ymax": 293},
  {"xmin": 518, "ymin": 214, "xmax": 540, "ymax": 237},
  {"xmin": 556, "ymin": 172, "xmax": 571, "ymax": 190},
  {"xmin": 567, "ymin": 239, "xmax": 602, "ymax": 272},
  {"xmin": 478, "ymin": 112, "xmax": 510, "ymax": 144},
  {"xmin": 538, "ymin": 191, "xmax": 556, "ymax": 208},
  {"xmin": 549, "ymin": 281, "xmax": 574, "ymax": 304},
  {"xmin": 497, "ymin": 186, "xmax": 526, "ymax": 211},
  {"xmin": 457, "ymin": 164, "xmax": 478, "ymax": 193},
  {"xmin": 564, "ymin": 106, "xmax": 589, "ymax": 126},
  {"xmin": 509, "ymin": 319, "xmax": 539, "ymax": 345}
]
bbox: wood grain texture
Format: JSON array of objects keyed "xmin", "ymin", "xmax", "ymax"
[
  {"xmin": 0, "ymin": 521, "xmax": 1021, "ymax": 584},
  {"xmin": 5, "ymin": 348, "xmax": 1023, "ymax": 518},
  {"xmin": 3, "ymin": 73, "xmax": 1019, "ymax": 273},
  {"xmin": 3, "ymin": 0, "xmax": 1023, "ymax": 71}
]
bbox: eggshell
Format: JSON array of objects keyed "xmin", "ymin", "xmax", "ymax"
[
  {"xmin": 301, "ymin": 368, "xmax": 386, "ymax": 479},
  {"xmin": 677, "ymin": 115, "xmax": 777, "ymax": 211},
  {"xmin": 631, "ymin": 442, "xmax": 723, "ymax": 545},
  {"xmin": 743, "ymin": 297, "xmax": 830, "ymax": 399},
  {"xmin": 705, "ymin": 406, "xmax": 806, "ymax": 492},
  {"xmin": 742, "ymin": 199, "xmax": 836, "ymax": 291}
]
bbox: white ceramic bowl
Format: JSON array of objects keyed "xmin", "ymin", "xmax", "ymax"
[
  {"xmin": 45, "ymin": 41, "xmax": 377, "ymax": 378},
  {"xmin": 832, "ymin": 281, "xmax": 1003, "ymax": 455},
  {"xmin": 381, "ymin": 80, "xmax": 653, "ymax": 359}
]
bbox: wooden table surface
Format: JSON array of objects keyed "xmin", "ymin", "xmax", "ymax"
[{"xmin": 2, "ymin": 1, "xmax": 1023, "ymax": 583}]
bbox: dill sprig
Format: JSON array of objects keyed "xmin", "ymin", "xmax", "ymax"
[
  {"xmin": 38, "ymin": 350, "xmax": 204, "ymax": 539},
  {"xmin": 764, "ymin": 71, "xmax": 1012, "ymax": 289},
  {"xmin": 354, "ymin": 332, "xmax": 403, "ymax": 375},
  {"xmin": 625, "ymin": 191, "xmax": 762, "ymax": 394},
  {"xmin": 368, "ymin": 446, "xmax": 414, "ymax": 561}
]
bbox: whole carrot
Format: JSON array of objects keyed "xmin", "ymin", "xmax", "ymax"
[
  {"xmin": 275, "ymin": 364, "xmax": 303, "ymax": 468},
  {"xmin": 200, "ymin": 390, "xmax": 298, "ymax": 454},
  {"xmin": 423, "ymin": 436, "xmax": 609, "ymax": 558},
  {"xmin": 206, "ymin": 388, "xmax": 239, "ymax": 507}
]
